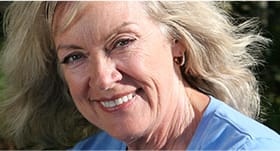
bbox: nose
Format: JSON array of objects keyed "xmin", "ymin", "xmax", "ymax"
[{"xmin": 89, "ymin": 58, "xmax": 122, "ymax": 91}]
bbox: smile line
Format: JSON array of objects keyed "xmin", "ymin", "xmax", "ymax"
[{"xmin": 99, "ymin": 93, "xmax": 135, "ymax": 108}]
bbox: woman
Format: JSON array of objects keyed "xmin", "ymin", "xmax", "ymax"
[{"xmin": 0, "ymin": 1, "xmax": 279, "ymax": 150}]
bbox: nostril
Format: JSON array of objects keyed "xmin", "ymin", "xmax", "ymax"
[
  {"xmin": 94, "ymin": 73, "xmax": 120, "ymax": 91},
  {"xmin": 111, "ymin": 70, "xmax": 123, "ymax": 82},
  {"xmin": 92, "ymin": 78, "xmax": 114, "ymax": 91},
  {"xmin": 88, "ymin": 59, "xmax": 122, "ymax": 91}
]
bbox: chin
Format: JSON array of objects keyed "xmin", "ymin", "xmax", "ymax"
[{"xmin": 106, "ymin": 124, "xmax": 147, "ymax": 142}]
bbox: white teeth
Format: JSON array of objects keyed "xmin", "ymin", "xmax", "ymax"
[
  {"xmin": 100, "ymin": 93, "xmax": 134, "ymax": 108},
  {"xmin": 127, "ymin": 93, "xmax": 133, "ymax": 100},
  {"xmin": 115, "ymin": 98, "xmax": 123, "ymax": 105},
  {"xmin": 108, "ymin": 101, "xmax": 116, "ymax": 108},
  {"xmin": 122, "ymin": 96, "xmax": 128, "ymax": 103}
]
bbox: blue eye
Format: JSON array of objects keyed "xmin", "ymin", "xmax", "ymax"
[
  {"xmin": 61, "ymin": 52, "xmax": 85, "ymax": 64},
  {"xmin": 113, "ymin": 38, "xmax": 136, "ymax": 49}
]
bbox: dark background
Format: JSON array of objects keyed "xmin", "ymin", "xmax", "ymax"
[
  {"xmin": 230, "ymin": 1, "xmax": 280, "ymax": 133},
  {"xmin": 0, "ymin": 1, "xmax": 279, "ymax": 149}
]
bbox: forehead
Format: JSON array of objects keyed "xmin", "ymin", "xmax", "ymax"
[{"xmin": 52, "ymin": 1, "xmax": 147, "ymax": 36}]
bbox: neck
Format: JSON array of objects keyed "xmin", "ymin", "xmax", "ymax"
[{"xmin": 127, "ymin": 87, "xmax": 209, "ymax": 150}]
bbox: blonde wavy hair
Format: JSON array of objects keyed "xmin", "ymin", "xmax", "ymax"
[{"xmin": 0, "ymin": 1, "xmax": 269, "ymax": 149}]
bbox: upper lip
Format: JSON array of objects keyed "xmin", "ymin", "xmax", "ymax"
[{"xmin": 90, "ymin": 91, "xmax": 135, "ymax": 102}]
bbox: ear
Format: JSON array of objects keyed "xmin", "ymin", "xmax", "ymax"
[
  {"xmin": 171, "ymin": 39, "xmax": 186, "ymax": 58},
  {"xmin": 171, "ymin": 39, "xmax": 187, "ymax": 80}
]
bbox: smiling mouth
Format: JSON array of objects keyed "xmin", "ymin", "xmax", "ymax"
[{"xmin": 99, "ymin": 93, "xmax": 136, "ymax": 108}]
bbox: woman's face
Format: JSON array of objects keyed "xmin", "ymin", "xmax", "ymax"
[{"xmin": 54, "ymin": 2, "xmax": 184, "ymax": 142}]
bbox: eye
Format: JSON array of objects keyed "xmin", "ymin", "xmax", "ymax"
[
  {"xmin": 112, "ymin": 38, "xmax": 136, "ymax": 50},
  {"xmin": 61, "ymin": 52, "xmax": 86, "ymax": 64}
]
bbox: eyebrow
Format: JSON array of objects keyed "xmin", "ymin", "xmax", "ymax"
[
  {"xmin": 56, "ymin": 44, "xmax": 83, "ymax": 52},
  {"xmin": 56, "ymin": 21, "xmax": 137, "ymax": 52},
  {"xmin": 104, "ymin": 21, "xmax": 137, "ymax": 41}
]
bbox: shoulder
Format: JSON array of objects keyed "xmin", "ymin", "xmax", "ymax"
[
  {"xmin": 71, "ymin": 131, "xmax": 126, "ymax": 150},
  {"xmin": 238, "ymin": 137, "xmax": 280, "ymax": 150},
  {"xmin": 188, "ymin": 96, "xmax": 280, "ymax": 150}
]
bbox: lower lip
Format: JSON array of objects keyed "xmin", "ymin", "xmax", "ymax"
[{"xmin": 98, "ymin": 95, "xmax": 136, "ymax": 112}]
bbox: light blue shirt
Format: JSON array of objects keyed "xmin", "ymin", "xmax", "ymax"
[{"xmin": 72, "ymin": 96, "xmax": 280, "ymax": 150}]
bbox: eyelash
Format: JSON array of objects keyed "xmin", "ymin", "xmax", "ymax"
[
  {"xmin": 111, "ymin": 37, "xmax": 136, "ymax": 50},
  {"xmin": 60, "ymin": 37, "xmax": 136, "ymax": 65},
  {"xmin": 61, "ymin": 52, "xmax": 85, "ymax": 64}
]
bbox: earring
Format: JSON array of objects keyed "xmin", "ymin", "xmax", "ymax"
[{"xmin": 174, "ymin": 54, "xmax": 185, "ymax": 67}]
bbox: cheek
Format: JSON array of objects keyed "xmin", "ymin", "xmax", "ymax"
[
  {"xmin": 119, "ymin": 48, "xmax": 175, "ymax": 100},
  {"xmin": 64, "ymin": 72, "xmax": 95, "ymax": 121},
  {"xmin": 63, "ymin": 69, "xmax": 90, "ymax": 101},
  {"xmin": 119, "ymin": 51, "xmax": 152, "ymax": 79},
  {"xmin": 126, "ymin": 49, "xmax": 173, "ymax": 77}
]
